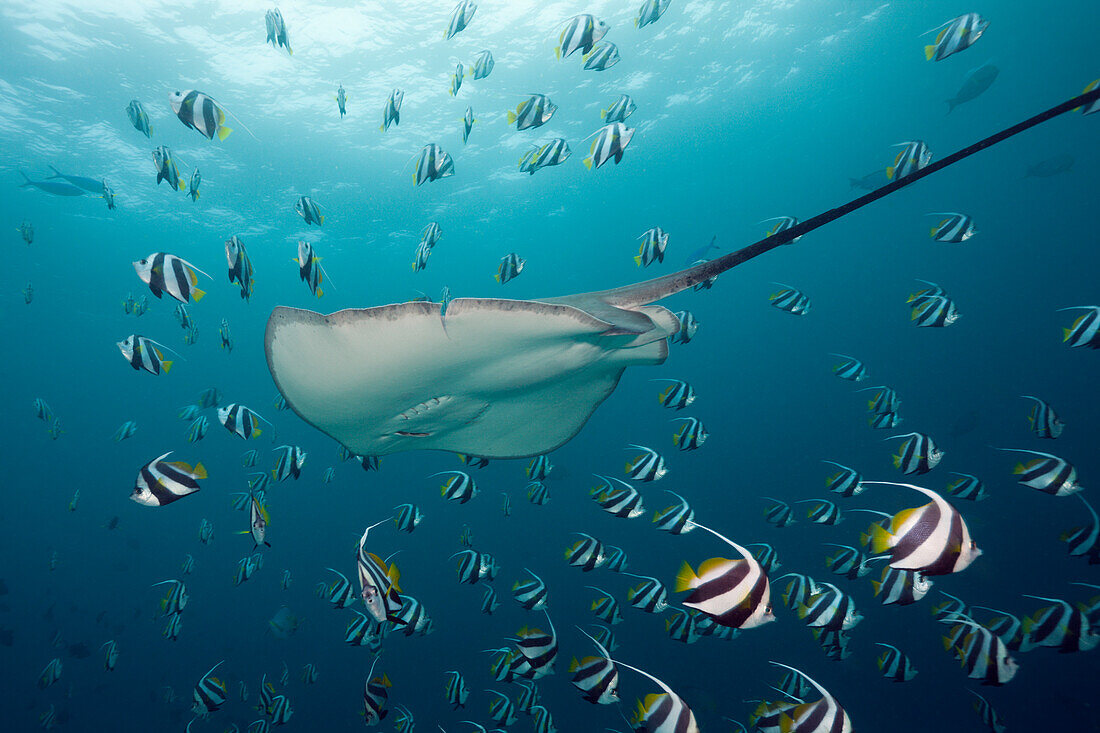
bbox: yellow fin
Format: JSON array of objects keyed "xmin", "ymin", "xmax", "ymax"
[
  {"xmin": 506, "ymin": 111, "xmax": 517, "ymax": 124},
  {"xmin": 583, "ymin": 157, "xmax": 593, "ymax": 170},
  {"xmin": 868, "ymin": 522, "xmax": 894, "ymax": 554},
  {"xmin": 252, "ymin": 428, "xmax": 262, "ymax": 438},
  {"xmin": 674, "ymin": 561, "xmax": 698, "ymax": 593},
  {"xmin": 191, "ymin": 288, "xmax": 205, "ymax": 302},
  {"xmin": 924, "ymin": 44, "xmax": 936, "ymax": 60},
  {"xmin": 217, "ymin": 126, "xmax": 232, "ymax": 141},
  {"xmin": 161, "ymin": 360, "xmax": 173, "ymax": 373}
]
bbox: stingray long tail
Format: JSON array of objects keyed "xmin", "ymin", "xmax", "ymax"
[{"xmin": 602, "ymin": 85, "xmax": 1100, "ymax": 308}]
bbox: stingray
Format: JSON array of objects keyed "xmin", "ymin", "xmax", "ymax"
[{"xmin": 266, "ymin": 89, "xmax": 1099, "ymax": 460}]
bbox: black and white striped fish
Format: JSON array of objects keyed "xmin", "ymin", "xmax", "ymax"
[
  {"xmin": 264, "ymin": 8, "xmax": 292, "ymax": 54},
  {"xmin": 495, "ymin": 252, "xmax": 525, "ymax": 284},
  {"xmin": 910, "ymin": 294, "xmax": 958, "ymax": 327},
  {"xmin": 117, "ymin": 335, "xmax": 176, "ymax": 375},
  {"xmin": 971, "ymin": 606, "xmax": 1026, "ymax": 651},
  {"xmin": 412, "ymin": 241, "xmax": 431, "ymax": 272},
  {"xmin": 862, "ymin": 481, "xmax": 981, "ymax": 575},
  {"xmin": 268, "ymin": 694, "xmax": 293, "ymax": 725},
  {"xmin": 675, "ymin": 522, "xmax": 773, "ymax": 629},
  {"xmin": 480, "ymin": 582, "xmax": 500, "ymax": 615},
  {"xmin": 483, "ymin": 688, "xmax": 518, "ymax": 724},
  {"xmin": 192, "ymin": 660, "xmax": 227, "ymax": 714},
  {"xmin": 887, "ymin": 432, "xmax": 943, "ymax": 475},
  {"xmin": 114, "ymin": 420, "xmax": 138, "ymax": 442},
  {"xmin": 635, "ymin": 227, "xmax": 668, "ymax": 267},
  {"xmin": 764, "ymin": 498, "xmax": 795, "ymax": 527},
  {"xmin": 829, "ymin": 354, "xmax": 867, "ymax": 382},
  {"xmin": 1061, "ymin": 493, "xmax": 1100, "ymax": 562},
  {"xmin": 508, "ymin": 94, "xmax": 557, "ymax": 130},
  {"xmin": 799, "ymin": 499, "xmax": 842, "ymax": 525},
  {"xmin": 625, "ymin": 444, "xmax": 667, "ymax": 481},
  {"xmin": 799, "ymin": 582, "xmax": 862, "ymax": 631},
  {"xmin": 433, "ymin": 470, "xmax": 479, "ymax": 503},
  {"xmin": 393, "ymin": 503, "xmax": 423, "ymax": 533},
  {"xmin": 513, "ymin": 568, "xmax": 548, "ymax": 610},
  {"xmin": 357, "ymin": 521, "xmax": 404, "ymax": 624},
  {"xmin": 636, "ymin": 0, "xmax": 672, "ymax": 29},
  {"xmin": 769, "ymin": 284, "xmax": 811, "ymax": 314},
  {"xmin": 653, "ymin": 491, "xmax": 695, "ymax": 534},
  {"xmin": 565, "ymin": 533, "xmax": 606, "ymax": 571},
  {"xmin": 776, "ymin": 573, "xmax": 818, "ymax": 609},
  {"xmin": 861, "ymin": 385, "xmax": 900, "ymax": 415},
  {"xmin": 875, "ymin": 643, "xmax": 917, "ymax": 681},
  {"xmin": 270, "ymin": 445, "xmax": 305, "ymax": 482},
  {"xmin": 461, "ymin": 105, "xmax": 475, "ymax": 142},
  {"xmin": 767, "ymin": 662, "xmax": 852, "ymax": 733},
  {"xmin": 1020, "ymin": 595, "xmax": 1100, "ymax": 653},
  {"xmin": 887, "ymin": 140, "xmax": 932, "ymax": 179},
  {"xmin": 152, "ymin": 145, "xmax": 186, "ymax": 190},
  {"xmin": 665, "ymin": 608, "xmax": 701, "ymax": 644},
  {"xmin": 870, "ymin": 411, "xmax": 902, "ymax": 429},
  {"xmin": 133, "ymin": 252, "xmax": 210, "ymax": 304},
  {"xmin": 444, "ymin": 0, "xmax": 477, "ymax": 40},
  {"xmin": 225, "ymin": 235, "xmax": 254, "ymax": 301},
  {"xmin": 131, "ymin": 452, "xmax": 206, "ymax": 507},
  {"xmin": 451, "ymin": 550, "xmax": 492, "ymax": 584},
  {"xmin": 928, "ymin": 212, "xmax": 976, "ymax": 242},
  {"xmin": 526, "ymin": 454, "xmax": 553, "ymax": 480},
  {"xmin": 380, "ymin": 89, "xmax": 403, "ymax": 131},
  {"xmin": 587, "ymin": 586, "xmax": 623, "ymax": 624},
  {"xmin": 872, "ymin": 566, "xmax": 932, "ymax": 606},
  {"xmin": 602, "ymin": 94, "xmax": 636, "ymax": 122},
  {"xmin": 152, "ymin": 578, "xmax": 189, "ymax": 616},
  {"xmin": 170, "ymin": 90, "xmax": 235, "ymax": 141},
  {"xmin": 241, "ymin": 492, "xmax": 270, "ymax": 550},
  {"xmin": 470, "ymin": 49, "xmax": 494, "ymax": 79},
  {"xmin": 604, "ymin": 545, "xmax": 628, "ymax": 572},
  {"xmin": 127, "ymin": 99, "xmax": 152, "ymax": 137},
  {"xmin": 394, "ymin": 594, "xmax": 432, "ymax": 636},
  {"xmin": 625, "ymin": 572, "xmax": 670, "ymax": 614},
  {"xmin": 763, "ymin": 216, "xmax": 802, "ymax": 244},
  {"xmin": 570, "ymin": 628, "xmax": 619, "ymax": 705},
  {"xmin": 412, "ymin": 143, "xmax": 454, "ymax": 185},
  {"xmin": 1022, "ymin": 395, "xmax": 1064, "ymax": 438},
  {"xmin": 823, "ymin": 544, "xmax": 879, "ymax": 579},
  {"xmin": 945, "ymin": 472, "xmax": 987, "ymax": 501},
  {"xmin": 822, "ymin": 461, "xmax": 864, "ymax": 497},
  {"xmin": 583, "ymin": 42, "xmax": 620, "ymax": 71},
  {"xmin": 531, "ymin": 705, "xmax": 556, "ymax": 733},
  {"xmin": 654, "ymin": 379, "xmax": 694, "ymax": 409},
  {"xmin": 444, "ymin": 669, "xmax": 470, "ymax": 708},
  {"xmin": 218, "ymin": 403, "xmax": 267, "ymax": 440},
  {"xmin": 515, "ymin": 611, "xmax": 558, "ymax": 678},
  {"xmin": 750, "ymin": 543, "xmax": 782, "ymax": 573},
  {"xmin": 999, "ymin": 447, "xmax": 1081, "ymax": 496},
  {"xmin": 186, "ymin": 169, "xmax": 201, "ymax": 200},
  {"xmin": 672, "ymin": 417, "xmax": 707, "ymax": 451},
  {"xmin": 924, "ymin": 13, "xmax": 989, "ymax": 61},
  {"xmin": 942, "ymin": 618, "xmax": 1018, "ymax": 686},
  {"xmin": 363, "ymin": 658, "xmax": 391, "ymax": 723},
  {"xmin": 616, "ymin": 656, "xmax": 699, "ymax": 733},
  {"xmin": 527, "ymin": 480, "xmax": 550, "ymax": 505},
  {"xmin": 449, "ymin": 63, "xmax": 464, "ymax": 96},
  {"xmin": 529, "ymin": 137, "xmax": 571, "ymax": 172},
  {"xmin": 324, "ymin": 568, "xmax": 355, "ymax": 609},
  {"xmin": 584, "ymin": 122, "xmax": 635, "ymax": 169},
  {"xmin": 671, "ymin": 310, "xmax": 698, "ymax": 344},
  {"xmin": 1059, "ymin": 305, "xmax": 1100, "ymax": 348},
  {"xmin": 556, "ymin": 14, "xmax": 609, "ymax": 59},
  {"xmin": 590, "ymin": 475, "xmax": 644, "ymax": 518},
  {"xmin": 969, "ymin": 690, "xmax": 1006, "ymax": 733}
]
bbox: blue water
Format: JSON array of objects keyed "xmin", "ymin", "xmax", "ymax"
[{"xmin": 3, "ymin": 0, "xmax": 1099, "ymax": 731}]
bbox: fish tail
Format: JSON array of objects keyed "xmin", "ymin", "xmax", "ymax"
[
  {"xmin": 217, "ymin": 126, "xmax": 233, "ymax": 141},
  {"xmin": 506, "ymin": 111, "xmax": 517, "ymax": 124},
  {"xmin": 924, "ymin": 45, "xmax": 936, "ymax": 61}
]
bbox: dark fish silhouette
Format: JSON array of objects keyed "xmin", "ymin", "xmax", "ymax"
[
  {"xmin": 19, "ymin": 170, "xmax": 86, "ymax": 196},
  {"xmin": 1025, "ymin": 154, "xmax": 1074, "ymax": 178},
  {"xmin": 849, "ymin": 169, "xmax": 891, "ymax": 190},
  {"xmin": 104, "ymin": 516, "xmax": 120, "ymax": 530},
  {"xmin": 66, "ymin": 642, "xmax": 91, "ymax": 659},
  {"xmin": 684, "ymin": 235, "xmax": 720, "ymax": 265},
  {"xmin": 946, "ymin": 63, "xmax": 998, "ymax": 113}
]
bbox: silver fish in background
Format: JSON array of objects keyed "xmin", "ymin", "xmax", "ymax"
[
  {"xmin": 336, "ymin": 85, "xmax": 346, "ymax": 117},
  {"xmin": 508, "ymin": 94, "xmax": 557, "ymax": 130},
  {"xmin": 381, "ymin": 89, "xmax": 403, "ymax": 131},
  {"xmin": 556, "ymin": 14, "xmax": 609, "ymax": 59},
  {"xmin": 102, "ymin": 179, "xmax": 115, "ymax": 209},
  {"xmin": 19, "ymin": 220, "xmax": 34, "ymax": 244},
  {"xmin": 152, "ymin": 146, "xmax": 186, "ymax": 191},
  {"xmin": 412, "ymin": 143, "xmax": 454, "ymax": 185},
  {"xmin": 924, "ymin": 13, "xmax": 989, "ymax": 62},
  {"xmin": 444, "ymin": 0, "xmax": 477, "ymax": 40},
  {"xmin": 470, "ymin": 49, "xmax": 494, "ymax": 79},
  {"xmin": 601, "ymin": 94, "xmax": 636, "ymax": 122},
  {"xmin": 584, "ymin": 123, "xmax": 635, "ymax": 169},
  {"xmin": 219, "ymin": 319, "xmax": 232, "ymax": 352},
  {"xmin": 264, "ymin": 8, "xmax": 292, "ymax": 54},
  {"xmin": 636, "ymin": 0, "xmax": 673, "ymax": 29},
  {"xmin": 23, "ymin": 283, "xmax": 33, "ymax": 303},
  {"xmin": 126, "ymin": 99, "xmax": 152, "ymax": 137},
  {"xmin": 946, "ymin": 63, "xmax": 999, "ymax": 112}
]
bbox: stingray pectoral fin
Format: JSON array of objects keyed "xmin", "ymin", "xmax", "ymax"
[{"xmin": 266, "ymin": 298, "xmax": 673, "ymax": 459}]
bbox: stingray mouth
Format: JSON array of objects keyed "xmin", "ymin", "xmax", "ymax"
[
  {"xmin": 391, "ymin": 395, "xmax": 456, "ymax": 437},
  {"xmin": 395, "ymin": 431, "xmax": 431, "ymax": 437}
]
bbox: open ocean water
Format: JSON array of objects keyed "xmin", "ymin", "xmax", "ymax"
[{"xmin": 2, "ymin": 1, "xmax": 1099, "ymax": 731}]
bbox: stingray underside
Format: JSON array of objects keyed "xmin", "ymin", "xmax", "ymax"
[{"xmin": 265, "ymin": 297, "xmax": 679, "ymax": 459}]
